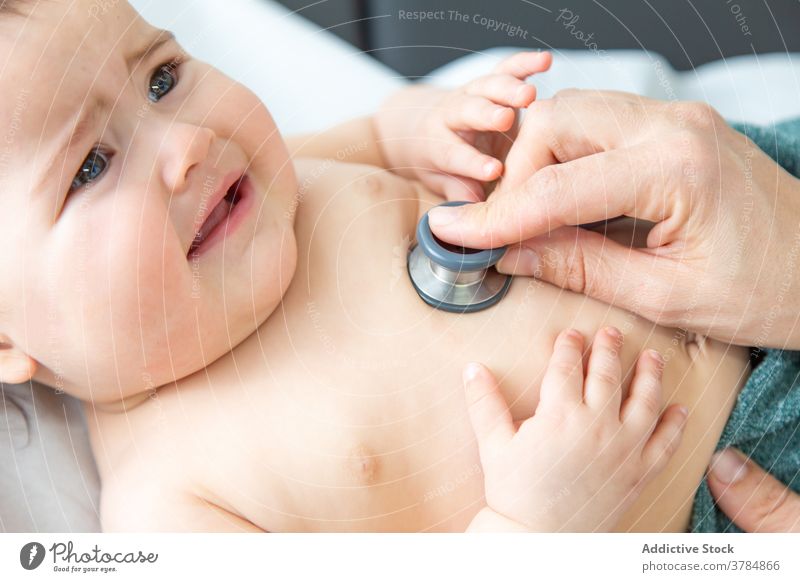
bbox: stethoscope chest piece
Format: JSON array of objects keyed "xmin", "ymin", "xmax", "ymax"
[{"xmin": 408, "ymin": 201, "xmax": 512, "ymax": 313}]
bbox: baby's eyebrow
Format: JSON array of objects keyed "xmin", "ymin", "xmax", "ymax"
[
  {"xmin": 40, "ymin": 29, "xmax": 175, "ymax": 196},
  {"xmin": 125, "ymin": 29, "xmax": 175, "ymax": 69}
]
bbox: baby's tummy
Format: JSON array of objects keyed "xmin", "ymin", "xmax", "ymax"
[
  {"xmin": 419, "ymin": 276, "xmax": 752, "ymax": 531},
  {"xmin": 239, "ymin": 274, "xmax": 751, "ymax": 532}
]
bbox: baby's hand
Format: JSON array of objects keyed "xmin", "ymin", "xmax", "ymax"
[
  {"xmin": 464, "ymin": 327, "xmax": 688, "ymax": 532},
  {"xmin": 375, "ymin": 51, "xmax": 552, "ymax": 201}
]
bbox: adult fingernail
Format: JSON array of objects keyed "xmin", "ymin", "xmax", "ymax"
[
  {"xmin": 710, "ymin": 448, "xmax": 748, "ymax": 484},
  {"xmin": 428, "ymin": 206, "xmax": 461, "ymax": 228}
]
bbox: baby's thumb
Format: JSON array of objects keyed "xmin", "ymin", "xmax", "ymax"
[
  {"xmin": 463, "ymin": 363, "xmax": 514, "ymax": 462},
  {"xmin": 497, "ymin": 226, "xmax": 671, "ymax": 319}
]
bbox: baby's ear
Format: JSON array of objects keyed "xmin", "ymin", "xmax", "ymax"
[{"xmin": 0, "ymin": 334, "xmax": 37, "ymax": 384}]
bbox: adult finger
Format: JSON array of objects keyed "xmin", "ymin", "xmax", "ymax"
[
  {"xmin": 429, "ymin": 141, "xmax": 681, "ymax": 249},
  {"xmin": 708, "ymin": 448, "xmax": 800, "ymax": 532},
  {"xmin": 500, "ymin": 89, "xmax": 664, "ymax": 188},
  {"xmin": 463, "ymin": 363, "xmax": 515, "ymax": 461},
  {"xmin": 495, "ymin": 226, "xmax": 683, "ymax": 323}
]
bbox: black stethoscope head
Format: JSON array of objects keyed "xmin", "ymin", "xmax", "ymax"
[{"xmin": 408, "ymin": 201, "xmax": 512, "ymax": 313}]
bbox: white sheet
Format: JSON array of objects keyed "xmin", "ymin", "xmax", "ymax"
[
  {"xmin": 428, "ymin": 48, "xmax": 800, "ymax": 126},
  {"xmin": 129, "ymin": 0, "xmax": 405, "ymax": 134},
  {"xmin": 134, "ymin": 0, "xmax": 800, "ymax": 129}
]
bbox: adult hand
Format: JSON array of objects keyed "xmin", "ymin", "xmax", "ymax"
[
  {"xmin": 428, "ymin": 89, "xmax": 800, "ymax": 348},
  {"xmin": 708, "ymin": 448, "xmax": 800, "ymax": 532}
]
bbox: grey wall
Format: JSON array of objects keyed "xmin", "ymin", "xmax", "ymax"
[{"xmin": 276, "ymin": 0, "xmax": 800, "ymax": 77}]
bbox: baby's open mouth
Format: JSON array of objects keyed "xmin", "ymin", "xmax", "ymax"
[{"xmin": 188, "ymin": 173, "xmax": 250, "ymax": 257}]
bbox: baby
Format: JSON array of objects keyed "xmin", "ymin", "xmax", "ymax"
[{"xmin": 0, "ymin": 0, "xmax": 752, "ymax": 532}]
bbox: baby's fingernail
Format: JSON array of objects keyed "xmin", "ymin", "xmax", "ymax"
[
  {"xmin": 604, "ymin": 326, "xmax": 622, "ymax": 341},
  {"xmin": 564, "ymin": 328, "xmax": 582, "ymax": 342},
  {"xmin": 515, "ymin": 84, "xmax": 532, "ymax": 102},
  {"xmin": 518, "ymin": 247, "xmax": 539, "ymax": 274},
  {"xmin": 678, "ymin": 405, "xmax": 689, "ymax": 419},
  {"xmin": 648, "ymin": 349, "xmax": 664, "ymax": 366},
  {"xmin": 710, "ymin": 448, "xmax": 748, "ymax": 484},
  {"xmin": 463, "ymin": 362, "xmax": 483, "ymax": 383},
  {"xmin": 492, "ymin": 107, "xmax": 508, "ymax": 124},
  {"xmin": 428, "ymin": 206, "xmax": 461, "ymax": 228}
]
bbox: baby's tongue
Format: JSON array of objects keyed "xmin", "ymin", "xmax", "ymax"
[{"xmin": 195, "ymin": 198, "xmax": 233, "ymax": 247}]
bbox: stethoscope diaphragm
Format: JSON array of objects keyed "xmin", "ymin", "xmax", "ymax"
[{"xmin": 408, "ymin": 201, "xmax": 512, "ymax": 313}]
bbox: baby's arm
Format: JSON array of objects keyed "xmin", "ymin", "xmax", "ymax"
[
  {"xmin": 464, "ymin": 327, "xmax": 688, "ymax": 532},
  {"xmin": 287, "ymin": 52, "xmax": 551, "ymax": 201},
  {"xmin": 286, "ymin": 117, "xmax": 388, "ymax": 169},
  {"xmin": 99, "ymin": 461, "xmax": 264, "ymax": 532}
]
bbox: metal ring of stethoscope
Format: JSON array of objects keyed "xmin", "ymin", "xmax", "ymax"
[{"xmin": 407, "ymin": 201, "xmax": 512, "ymax": 313}]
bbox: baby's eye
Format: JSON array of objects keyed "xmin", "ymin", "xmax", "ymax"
[
  {"xmin": 71, "ymin": 148, "xmax": 111, "ymax": 192},
  {"xmin": 148, "ymin": 62, "xmax": 179, "ymax": 102}
]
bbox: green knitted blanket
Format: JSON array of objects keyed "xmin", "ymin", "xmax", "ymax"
[{"xmin": 690, "ymin": 118, "xmax": 800, "ymax": 532}]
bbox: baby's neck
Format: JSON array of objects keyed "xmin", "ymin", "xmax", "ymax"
[{"xmin": 90, "ymin": 389, "xmax": 155, "ymax": 414}]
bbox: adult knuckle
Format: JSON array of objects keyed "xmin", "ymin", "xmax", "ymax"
[
  {"xmin": 751, "ymin": 482, "xmax": 795, "ymax": 531},
  {"xmin": 531, "ymin": 164, "xmax": 563, "ymax": 200},
  {"xmin": 562, "ymin": 241, "xmax": 589, "ymax": 294}
]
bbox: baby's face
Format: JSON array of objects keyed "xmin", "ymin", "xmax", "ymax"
[{"xmin": 0, "ymin": 0, "xmax": 298, "ymax": 400}]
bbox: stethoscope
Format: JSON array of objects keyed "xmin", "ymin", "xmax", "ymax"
[
  {"xmin": 408, "ymin": 201, "xmax": 623, "ymax": 313},
  {"xmin": 407, "ymin": 201, "xmax": 511, "ymax": 313}
]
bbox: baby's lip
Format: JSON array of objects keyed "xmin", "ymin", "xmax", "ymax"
[{"xmin": 188, "ymin": 169, "xmax": 245, "ymax": 255}]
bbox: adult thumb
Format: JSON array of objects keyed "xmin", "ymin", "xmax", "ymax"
[
  {"xmin": 708, "ymin": 448, "xmax": 800, "ymax": 532},
  {"xmin": 496, "ymin": 226, "xmax": 675, "ymax": 318}
]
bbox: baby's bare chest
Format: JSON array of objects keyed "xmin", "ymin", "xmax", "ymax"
[{"xmin": 147, "ymin": 165, "xmax": 493, "ymax": 531}]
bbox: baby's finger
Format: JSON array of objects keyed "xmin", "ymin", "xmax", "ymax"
[
  {"xmin": 466, "ymin": 74, "xmax": 537, "ymax": 108},
  {"xmin": 619, "ymin": 349, "xmax": 665, "ymax": 436},
  {"xmin": 492, "ymin": 51, "xmax": 553, "ymax": 79},
  {"xmin": 445, "ymin": 95, "xmax": 516, "ymax": 132},
  {"xmin": 641, "ymin": 404, "xmax": 689, "ymax": 478},
  {"xmin": 434, "ymin": 140, "xmax": 503, "ymax": 181},
  {"xmin": 584, "ymin": 327, "xmax": 624, "ymax": 414},
  {"xmin": 463, "ymin": 363, "xmax": 515, "ymax": 461},
  {"xmin": 539, "ymin": 329, "xmax": 585, "ymax": 409},
  {"xmin": 420, "ymin": 171, "xmax": 485, "ymax": 202}
]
